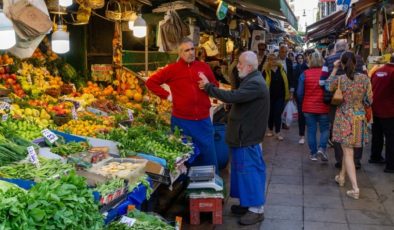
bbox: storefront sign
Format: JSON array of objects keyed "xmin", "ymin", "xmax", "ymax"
[
  {"xmin": 27, "ymin": 146, "xmax": 40, "ymax": 167},
  {"xmin": 91, "ymin": 64, "xmax": 113, "ymax": 82}
]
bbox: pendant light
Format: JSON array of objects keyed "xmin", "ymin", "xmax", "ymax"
[
  {"xmin": 52, "ymin": 25, "xmax": 70, "ymax": 54},
  {"xmin": 128, "ymin": 12, "xmax": 138, "ymax": 30},
  {"xmin": 133, "ymin": 14, "xmax": 146, "ymax": 38},
  {"xmin": 59, "ymin": 0, "xmax": 73, "ymax": 7},
  {"xmin": 0, "ymin": 10, "xmax": 16, "ymax": 49}
]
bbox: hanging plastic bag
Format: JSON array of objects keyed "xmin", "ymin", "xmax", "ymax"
[{"xmin": 281, "ymin": 100, "xmax": 298, "ymax": 127}]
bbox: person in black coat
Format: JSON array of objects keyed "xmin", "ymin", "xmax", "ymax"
[{"xmin": 293, "ymin": 53, "xmax": 309, "ymax": 144}]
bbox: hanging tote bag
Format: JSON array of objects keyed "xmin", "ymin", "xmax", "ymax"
[{"xmin": 331, "ymin": 76, "xmax": 343, "ymax": 105}]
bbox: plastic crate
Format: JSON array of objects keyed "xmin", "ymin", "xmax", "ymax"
[
  {"xmin": 189, "ymin": 197, "xmax": 223, "ymax": 225},
  {"xmin": 51, "ymin": 130, "xmax": 87, "ymax": 143},
  {"xmin": 0, "ymin": 178, "xmax": 36, "ymax": 190}
]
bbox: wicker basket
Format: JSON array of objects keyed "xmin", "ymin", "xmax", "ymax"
[
  {"xmin": 85, "ymin": 0, "xmax": 104, "ymax": 9},
  {"xmin": 121, "ymin": 1, "xmax": 134, "ymax": 21},
  {"xmin": 53, "ymin": 115, "xmax": 72, "ymax": 126},
  {"xmin": 105, "ymin": 0, "xmax": 122, "ymax": 21},
  {"xmin": 0, "ymin": 89, "xmax": 11, "ymax": 97},
  {"xmin": 61, "ymin": 84, "xmax": 74, "ymax": 95},
  {"xmin": 45, "ymin": 88, "xmax": 61, "ymax": 98}
]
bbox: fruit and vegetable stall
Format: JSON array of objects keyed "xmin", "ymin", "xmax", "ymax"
[{"xmin": 0, "ymin": 51, "xmax": 189, "ymax": 229}]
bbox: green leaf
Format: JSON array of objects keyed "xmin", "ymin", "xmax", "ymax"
[{"xmin": 29, "ymin": 208, "xmax": 45, "ymax": 222}]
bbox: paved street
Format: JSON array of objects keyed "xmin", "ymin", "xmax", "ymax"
[{"xmin": 186, "ymin": 125, "xmax": 394, "ymax": 230}]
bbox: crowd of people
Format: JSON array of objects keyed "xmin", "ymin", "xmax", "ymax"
[{"xmin": 146, "ymin": 37, "xmax": 394, "ymax": 226}]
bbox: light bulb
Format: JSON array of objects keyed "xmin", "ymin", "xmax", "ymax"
[
  {"xmin": 52, "ymin": 26, "xmax": 70, "ymax": 54},
  {"xmin": 128, "ymin": 13, "xmax": 138, "ymax": 30},
  {"xmin": 59, "ymin": 0, "xmax": 73, "ymax": 7},
  {"xmin": 0, "ymin": 11, "xmax": 16, "ymax": 49},
  {"xmin": 133, "ymin": 14, "xmax": 146, "ymax": 38}
]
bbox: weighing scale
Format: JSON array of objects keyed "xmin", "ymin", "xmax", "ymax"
[{"xmin": 187, "ymin": 166, "xmax": 223, "ymax": 191}]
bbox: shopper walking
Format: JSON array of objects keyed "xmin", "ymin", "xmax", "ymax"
[
  {"xmin": 320, "ymin": 40, "xmax": 367, "ymax": 169},
  {"xmin": 297, "ymin": 51, "xmax": 330, "ymax": 161},
  {"xmin": 327, "ymin": 52, "xmax": 372, "ymax": 199},
  {"xmin": 198, "ymin": 51, "xmax": 269, "ymax": 225},
  {"xmin": 146, "ymin": 37, "xmax": 219, "ymax": 171},
  {"xmin": 293, "ymin": 53, "xmax": 309, "ymax": 144},
  {"xmin": 370, "ymin": 55, "xmax": 394, "ymax": 173},
  {"xmin": 278, "ymin": 45, "xmax": 294, "ymax": 130},
  {"xmin": 263, "ymin": 53, "xmax": 291, "ymax": 140}
]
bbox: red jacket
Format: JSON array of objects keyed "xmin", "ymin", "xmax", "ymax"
[
  {"xmin": 146, "ymin": 59, "xmax": 218, "ymax": 120},
  {"xmin": 371, "ymin": 64, "xmax": 394, "ymax": 118},
  {"xmin": 302, "ymin": 68, "xmax": 329, "ymax": 114}
]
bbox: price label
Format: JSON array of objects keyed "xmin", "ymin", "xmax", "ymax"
[
  {"xmin": 127, "ymin": 109, "xmax": 134, "ymax": 121},
  {"xmin": 0, "ymin": 102, "xmax": 10, "ymax": 110},
  {"xmin": 41, "ymin": 129, "xmax": 58, "ymax": 143},
  {"xmin": 71, "ymin": 106, "xmax": 78, "ymax": 120},
  {"xmin": 27, "ymin": 146, "xmax": 40, "ymax": 167},
  {"xmin": 2, "ymin": 114, "xmax": 8, "ymax": 121},
  {"xmin": 119, "ymin": 216, "xmax": 136, "ymax": 227}
]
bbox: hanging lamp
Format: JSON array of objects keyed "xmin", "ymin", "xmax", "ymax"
[
  {"xmin": 0, "ymin": 10, "xmax": 16, "ymax": 49},
  {"xmin": 59, "ymin": 0, "xmax": 72, "ymax": 7},
  {"xmin": 128, "ymin": 12, "xmax": 138, "ymax": 30},
  {"xmin": 52, "ymin": 24, "xmax": 70, "ymax": 54},
  {"xmin": 133, "ymin": 14, "xmax": 146, "ymax": 38}
]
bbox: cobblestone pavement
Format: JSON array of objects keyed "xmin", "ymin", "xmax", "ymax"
[{"xmin": 185, "ymin": 125, "xmax": 394, "ymax": 230}]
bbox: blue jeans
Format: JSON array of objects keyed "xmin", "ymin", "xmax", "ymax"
[{"xmin": 304, "ymin": 113, "xmax": 329, "ymax": 155}]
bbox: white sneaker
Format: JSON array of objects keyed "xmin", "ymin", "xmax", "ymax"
[
  {"xmin": 298, "ymin": 137, "xmax": 305, "ymax": 145},
  {"xmin": 276, "ymin": 133, "xmax": 284, "ymax": 141},
  {"xmin": 310, "ymin": 155, "xmax": 318, "ymax": 161},
  {"xmin": 266, "ymin": 131, "xmax": 273, "ymax": 137}
]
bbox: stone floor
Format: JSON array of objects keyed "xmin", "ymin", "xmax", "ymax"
[{"xmin": 177, "ymin": 125, "xmax": 394, "ymax": 230}]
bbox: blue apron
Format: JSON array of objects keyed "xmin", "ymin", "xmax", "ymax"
[
  {"xmin": 171, "ymin": 116, "xmax": 218, "ymax": 172},
  {"xmin": 230, "ymin": 144, "xmax": 266, "ymax": 207}
]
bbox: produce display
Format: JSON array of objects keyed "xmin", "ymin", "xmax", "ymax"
[
  {"xmin": 89, "ymin": 159, "xmax": 146, "ymax": 179},
  {"xmin": 0, "ymin": 120, "xmax": 43, "ymax": 141},
  {"xmin": 50, "ymin": 141, "xmax": 90, "ymax": 156},
  {"xmin": 0, "ymin": 172, "xmax": 103, "ymax": 230},
  {"xmin": 0, "ymin": 157, "xmax": 73, "ymax": 181},
  {"xmin": 0, "ymin": 131, "xmax": 35, "ymax": 166},
  {"xmin": 107, "ymin": 210, "xmax": 174, "ymax": 230}
]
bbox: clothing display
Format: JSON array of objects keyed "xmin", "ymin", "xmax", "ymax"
[{"xmin": 159, "ymin": 10, "xmax": 190, "ymax": 52}]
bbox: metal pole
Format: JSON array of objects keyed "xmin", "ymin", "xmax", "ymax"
[{"xmin": 145, "ymin": 26, "xmax": 148, "ymax": 77}]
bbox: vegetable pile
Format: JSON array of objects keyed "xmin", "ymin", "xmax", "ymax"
[
  {"xmin": 0, "ymin": 157, "xmax": 73, "ymax": 181},
  {"xmin": 50, "ymin": 141, "xmax": 90, "ymax": 156},
  {"xmin": 0, "ymin": 172, "xmax": 103, "ymax": 230},
  {"xmin": 0, "ymin": 132, "xmax": 37, "ymax": 166},
  {"xmin": 107, "ymin": 209, "xmax": 174, "ymax": 230}
]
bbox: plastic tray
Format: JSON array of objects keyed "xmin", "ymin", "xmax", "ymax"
[{"xmin": 88, "ymin": 158, "xmax": 147, "ymax": 185}]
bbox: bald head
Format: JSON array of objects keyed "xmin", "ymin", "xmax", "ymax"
[{"xmin": 335, "ymin": 40, "xmax": 347, "ymax": 52}]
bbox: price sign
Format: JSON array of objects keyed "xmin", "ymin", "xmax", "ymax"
[
  {"xmin": 0, "ymin": 102, "xmax": 10, "ymax": 110},
  {"xmin": 119, "ymin": 216, "xmax": 136, "ymax": 227},
  {"xmin": 2, "ymin": 114, "xmax": 8, "ymax": 121},
  {"xmin": 127, "ymin": 109, "xmax": 134, "ymax": 121},
  {"xmin": 71, "ymin": 106, "xmax": 78, "ymax": 120},
  {"xmin": 41, "ymin": 129, "xmax": 58, "ymax": 143},
  {"xmin": 27, "ymin": 146, "xmax": 40, "ymax": 167}
]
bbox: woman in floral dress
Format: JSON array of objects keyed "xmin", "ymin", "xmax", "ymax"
[{"xmin": 327, "ymin": 51, "xmax": 372, "ymax": 199}]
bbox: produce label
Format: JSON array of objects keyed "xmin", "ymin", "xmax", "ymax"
[
  {"xmin": 27, "ymin": 146, "xmax": 40, "ymax": 167},
  {"xmin": 2, "ymin": 114, "xmax": 8, "ymax": 121},
  {"xmin": 71, "ymin": 106, "xmax": 78, "ymax": 120},
  {"xmin": 119, "ymin": 216, "xmax": 136, "ymax": 227},
  {"xmin": 41, "ymin": 129, "xmax": 59, "ymax": 143},
  {"xmin": 127, "ymin": 109, "xmax": 134, "ymax": 121},
  {"xmin": 0, "ymin": 101, "xmax": 10, "ymax": 110}
]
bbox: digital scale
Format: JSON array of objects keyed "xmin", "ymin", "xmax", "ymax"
[{"xmin": 187, "ymin": 166, "xmax": 223, "ymax": 191}]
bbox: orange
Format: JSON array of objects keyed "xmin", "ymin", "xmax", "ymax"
[{"xmin": 133, "ymin": 93, "xmax": 142, "ymax": 102}]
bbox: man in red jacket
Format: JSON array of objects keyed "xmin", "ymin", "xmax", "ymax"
[
  {"xmin": 370, "ymin": 55, "xmax": 394, "ymax": 173},
  {"xmin": 146, "ymin": 37, "xmax": 219, "ymax": 171}
]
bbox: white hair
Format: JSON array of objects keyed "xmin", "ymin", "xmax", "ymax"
[
  {"xmin": 335, "ymin": 40, "xmax": 347, "ymax": 52},
  {"xmin": 241, "ymin": 51, "xmax": 258, "ymax": 70}
]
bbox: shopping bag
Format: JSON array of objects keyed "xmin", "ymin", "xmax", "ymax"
[{"xmin": 281, "ymin": 100, "xmax": 298, "ymax": 127}]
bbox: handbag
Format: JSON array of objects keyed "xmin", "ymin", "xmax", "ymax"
[{"xmin": 331, "ymin": 76, "xmax": 343, "ymax": 105}]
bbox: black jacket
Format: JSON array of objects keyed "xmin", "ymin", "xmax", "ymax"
[{"xmin": 204, "ymin": 70, "xmax": 270, "ymax": 147}]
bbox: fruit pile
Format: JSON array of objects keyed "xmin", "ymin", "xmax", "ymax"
[
  {"xmin": 0, "ymin": 120, "xmax": 43, "ymax": 141},
  {"xmin": 0, "ymin": 54, "xmax": 14, "ymax": 65},
  {"xmin": 0, "ymin": 67, "xmax": 26, "ymax": 98},
  {"xmin": 57, "ymin": 119, "xmax": 113, "ymax": 137},
  {"xmin": 10, "ymin": 104, "xmax": 53, "ymax": 128}
]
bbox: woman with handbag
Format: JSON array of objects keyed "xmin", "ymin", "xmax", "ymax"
[
  {"xmin": 297, "ymin": 51, "xmax": 330, "ymax": 161},
  {"xmin": 327, "ymin": 52, "xmax": 372, "ymax": 199},
  {"xmin": 263, "ymin": 53, "xmax": 291, "ymax": 141}
]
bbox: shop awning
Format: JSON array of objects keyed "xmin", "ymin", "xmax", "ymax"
[
  {"xmin": 346, "ymin": 0, "xmax": 380, "ymax": 24},
  {"xmin": 306, "ymin": 10, "xmax": 347, "ymax": 42},
  {"xmin": 235, "ymin": 0, "xmax": 298, "ymax": 30}
]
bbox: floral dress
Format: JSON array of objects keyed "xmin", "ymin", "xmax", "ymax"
[{"xmin": 327, "ymin": 73, "xmax": 372, "ymax": 147}]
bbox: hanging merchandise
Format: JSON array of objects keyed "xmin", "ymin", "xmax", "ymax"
[
  {"xmin": 105, "ymin": 0, "xmax": 122, "ymax": 21},
  {"xmin": 84, "ymin": 0, "xmax": 105, "ymax": 9},
  {"xmin": 226, "ymin": 38, "xmax": 234, "ymax": 54},
  {"xmin": 250, "ymin": 30, "xmax": 266, "ymax": 53},
  {"xmin": 156, "ymin": 12, "xmax": 171, "ymax": 52},
  {"xmin": 3, "ymin": 0, "xmax": 51, "ymax": 58},
  {"xmin": 202, "ymin": 35, "xmax": 219, "ymax": 57},
  {"xmin": 160, "ymin": 10, "xmax": 190, "ymax": 51},
  {"xmin": 216, "ymin": 0, "xmax": 228, "ymax": 21},
  {"xmin": 240, "ymin": 21, "xmax": 251, "ymax": 48}
]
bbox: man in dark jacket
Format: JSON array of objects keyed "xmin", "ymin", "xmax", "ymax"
[
  {"xmin": 321, "ymin": 40, "xmax": 367, "ymax": 169},
  {"xmin": 278, "ymin": 45, "xmax": 294, "ymax": 129},
  {"xmin": 198, "ymin": 51, "xmax": 270, "ymax": 225}
]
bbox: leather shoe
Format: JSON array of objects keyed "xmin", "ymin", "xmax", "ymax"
[
  {"xmin": 384, "ymin": 168, "xmax": 394, "ymax": 173},
  {"xmin": 368, "ymin": 158, "xmax": 386, "ymax": 164},
  {"xmin": 231, "ymin": 205, "xmax": 249, "ymax": 215},
  {"xmin": 239, "ymin": 211, "xmax": 264, "ymax": 225}
]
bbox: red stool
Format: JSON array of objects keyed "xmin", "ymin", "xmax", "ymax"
[{"xmin": 189, "ymin": 197, "xmax": 223, "ymax": 225}]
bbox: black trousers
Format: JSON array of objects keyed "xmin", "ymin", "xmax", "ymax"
[
  {"xmin": 268, "ymin": 98, "xmax": 285, "ymax": 133},
  {"xmin": 295, "ymin": 96, "xmax": 305, "ymax": 136},
  {"xmin": 371, "ymin": 116, "xmax": 394, "ymax": 170},
  {"xmin": 330, "ymin": 106, "xmax": 363, "ymax": 164}
]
